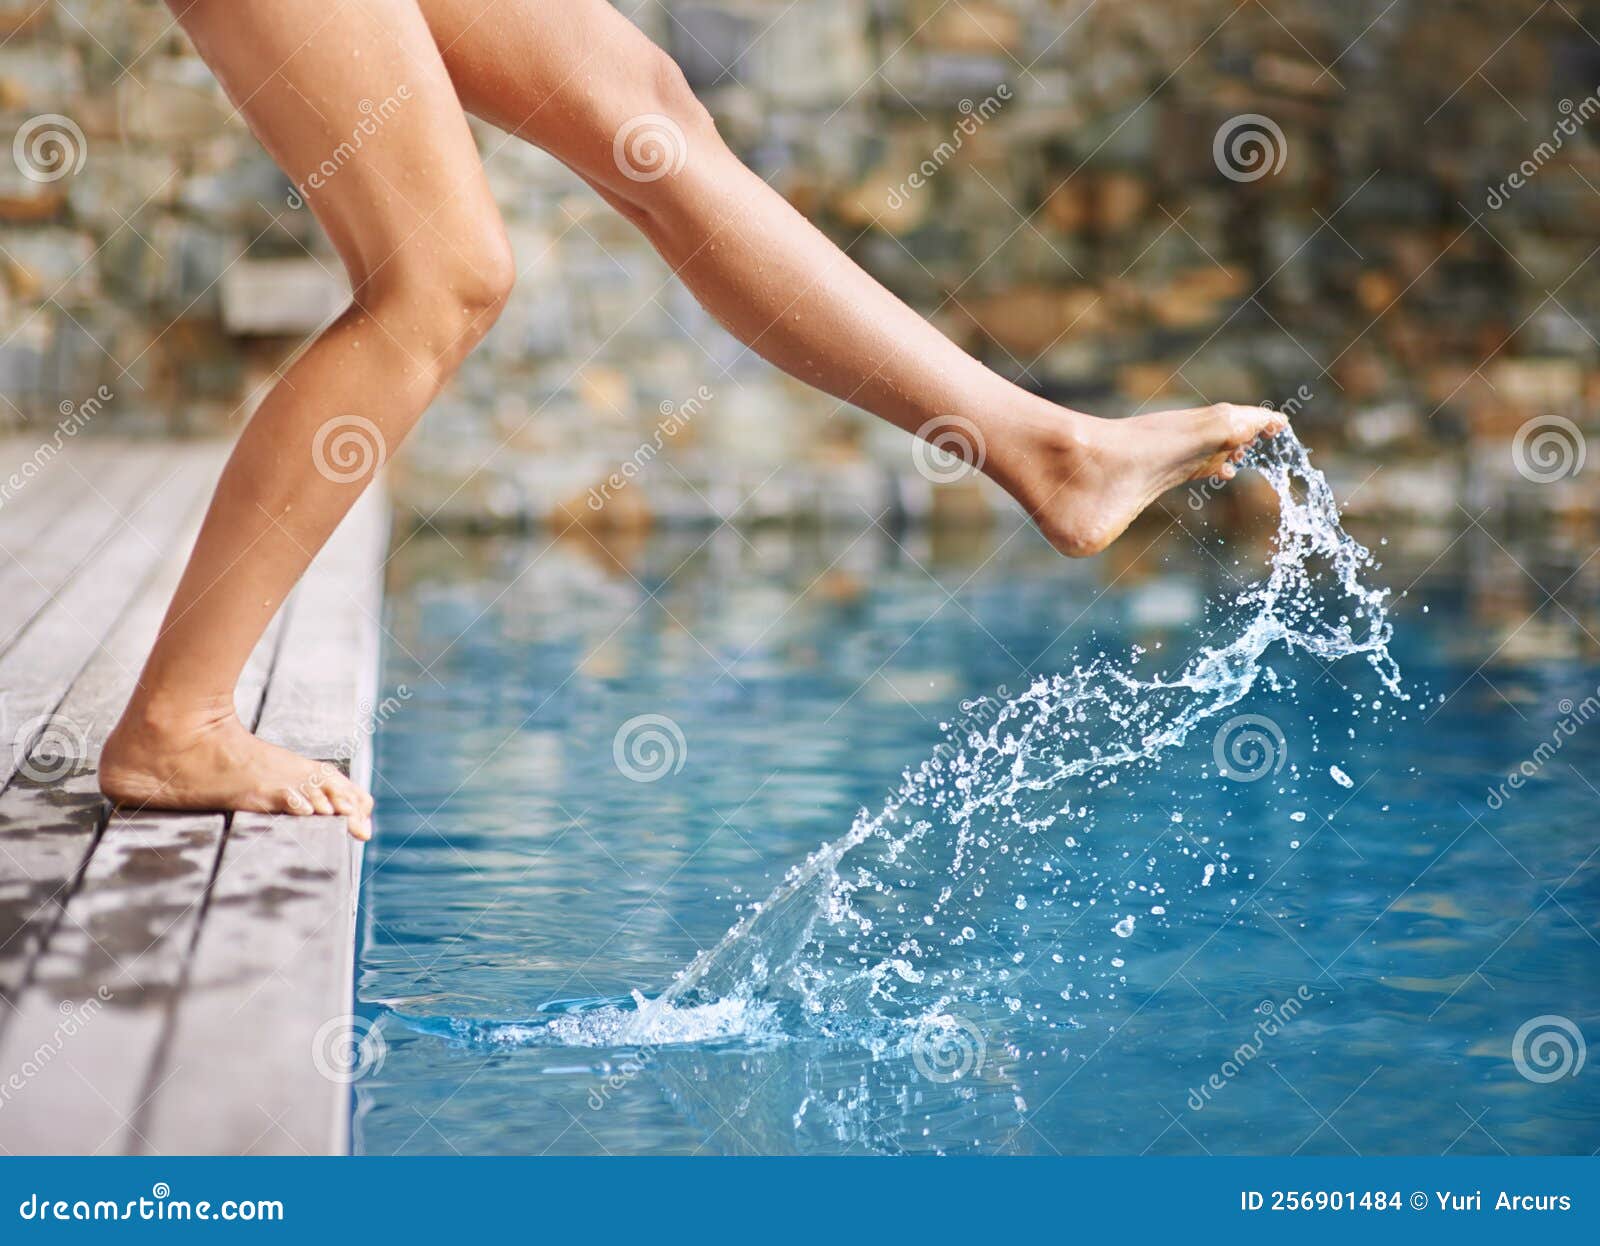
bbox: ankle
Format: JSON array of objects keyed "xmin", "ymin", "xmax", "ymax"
[
  {"xmin": 114, "ymin": 691, "xmax": 238, "ymax": 742},
  {"xmin": 981, "ymin": 400, "xmax": 1092, "ymax": 488}
]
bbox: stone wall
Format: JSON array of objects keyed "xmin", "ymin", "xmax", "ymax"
[{"xmin": 2, "ymin": 0, "xmax": 1597, "ymax": 526}]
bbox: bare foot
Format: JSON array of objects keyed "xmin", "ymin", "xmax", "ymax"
[
  {"xmin": 987, "ymin": 401, "xmax": 1287, "ymax": 557},
  {"xmin": 100, "ymin": 706, "xmax": 373, "ymax": 841}
]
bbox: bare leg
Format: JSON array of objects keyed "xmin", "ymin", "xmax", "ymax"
[
  {"xmin": 416, "ymin": 0, "xmax": 1284, "ymax": 556},
  {"xmin": 101, "ymin": 0, "xmax": 516, "ymax": 839}
]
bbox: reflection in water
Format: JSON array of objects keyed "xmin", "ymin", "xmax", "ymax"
[{"xmin": 359, "ymin": 467, "xmax": 1600, "ymax": 1155}]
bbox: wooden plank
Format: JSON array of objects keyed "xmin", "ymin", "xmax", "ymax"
[
  {"xmin": 138, "ymin": 484, "xmax": 389, "ymax": 1156},
  {"xmin": 0, "ymin": 596, "xmax": 286, "ymax": 1155},
  {"xmin": 0, "ymin": 441, "xmax": 91, "ymax": 549},
  {"xmin": 0, "ymin": 446, "xmax": 225, "ymax": 1005},
  {"xmin": 0, "ymin": 444, "xmax": 172, "ymax": 658},
  {"xmin": 0, "ymin": 446, "xmax": 221, "ymax": 791},
  {"xmin": 0, "ymin": 440, "xmax": 126, "ymax": 540}
]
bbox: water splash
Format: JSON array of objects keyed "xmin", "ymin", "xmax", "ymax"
[
  {"xmin": 400, "ymin": 990, "xmax": 785, "ymax": 1050},
  {"xmin": 419, "ymin": 430, "xmax": 1401, "ymax": 1058},
  {"xmin": 660, "ymin": 429, "xmax": 1401, "ymax": 1027}
]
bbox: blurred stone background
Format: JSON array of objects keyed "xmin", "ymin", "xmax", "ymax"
[{"xmin": 2, "ymin": 0, "xmax": 1597, "ymax": 530}]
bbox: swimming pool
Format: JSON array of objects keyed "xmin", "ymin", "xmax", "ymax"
[{"xmin": 354, "ymin": 500, "xmax": 1600, "ymax": 1155}]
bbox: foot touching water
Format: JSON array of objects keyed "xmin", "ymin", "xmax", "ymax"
[
  {"xmin": 993, "ymin": 402, "xmax": 1287, "ymax": 558},
  {"xmin": 100, "ymin": 708, "xmax": 373, "ymax": 841}
]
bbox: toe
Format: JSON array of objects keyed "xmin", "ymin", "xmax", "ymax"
[
  {"xmin": 325, "ymin": 783, "xmax": 372, "ymax": 842},
  {"xmin": 1202, "ymin": 454, "xmax": 1238, "ymax": 482},
  {"xmin": 1214, "ymin": 402, "xmax": 1283, "ymax": 446},
  {"xmin": 1250, "ymin": 403, "xmax": 1288, "ymax": 439},
  {"xmin": 327, "ymin": 771, "xmax": 361, "ymax": 803}
]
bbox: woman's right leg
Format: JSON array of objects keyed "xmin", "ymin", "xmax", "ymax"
[
  {"xmin": 416, "ymin": 0, "xmax": 1282, "ymax": 558},
  {"xmin": 101, "ymin": 0, "xmax": 514, "ymax": 839}
]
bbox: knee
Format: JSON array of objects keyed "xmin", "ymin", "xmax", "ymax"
[
  {"xmin": 450, "ymin": 233, "xmax": 517, "ymax": 326},
  {"xmin": 641, "ymin": 51, "xmax": 716, "ymax": 140},
  {"xmin": 607, "ymin": 51, "xmax": 721, "ymax": 205},
  {"xmin": 353, "ymin": 228, "xmax": 515, "ymax": 364}
]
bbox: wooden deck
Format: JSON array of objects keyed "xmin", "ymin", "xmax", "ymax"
[{"xmin": 0, "ymin": 439, "xmax": 388, "ymax": 1155}]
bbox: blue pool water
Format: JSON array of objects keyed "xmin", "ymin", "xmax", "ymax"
[{"xmin": 355, "ymin": 470, "xmax": 1599, "ymax": 1155}]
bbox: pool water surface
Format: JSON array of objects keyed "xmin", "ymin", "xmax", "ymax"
[{"xmin": 354, "ymin": 500, "xmax": 1600, "ymax": 1155}]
